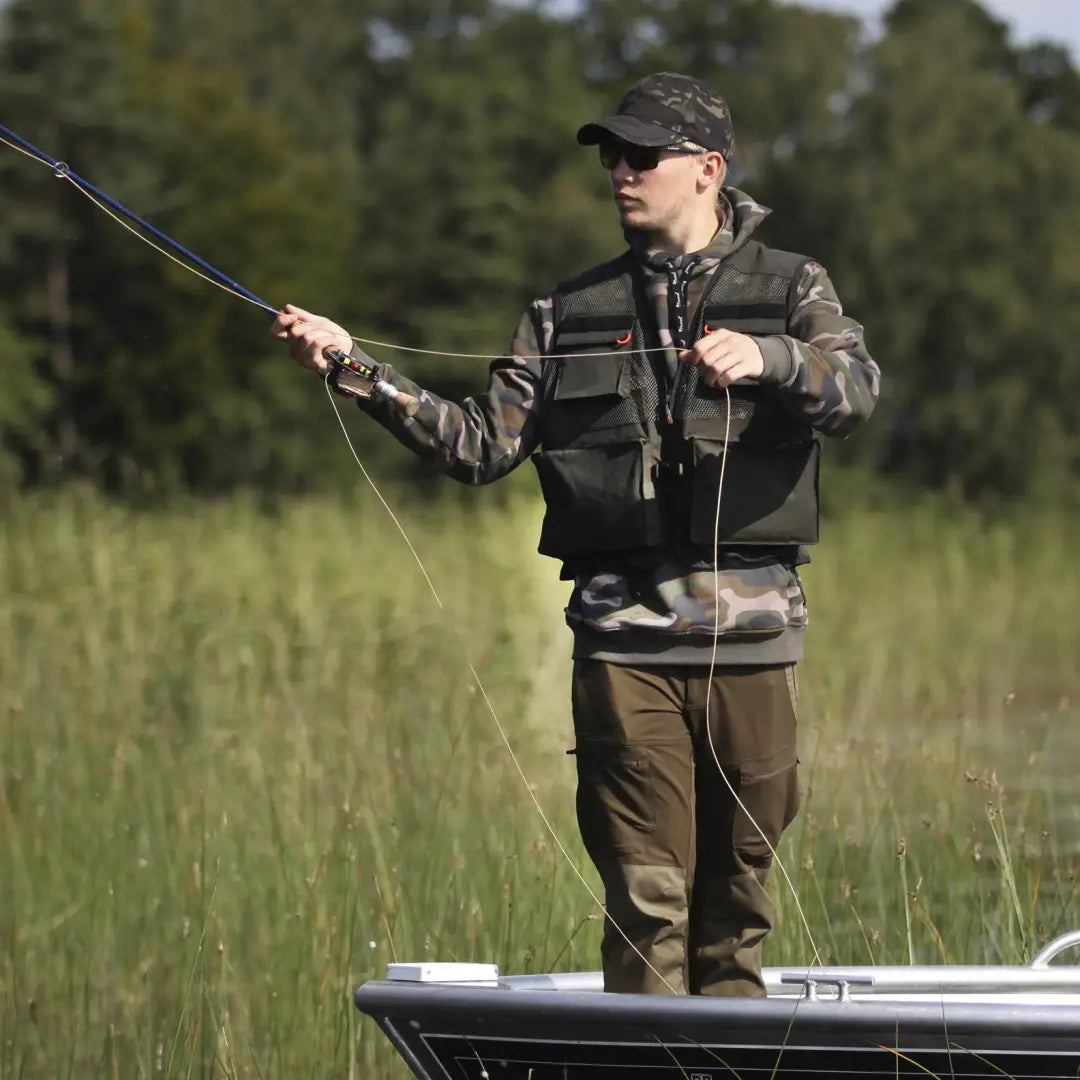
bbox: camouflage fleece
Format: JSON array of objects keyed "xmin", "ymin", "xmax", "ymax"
[{"xmin": 357, "ymin": 187, "xmax": 880, "ymax": 664}]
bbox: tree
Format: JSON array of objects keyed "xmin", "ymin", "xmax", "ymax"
[
  {"xmin": 768, "ymin": 0, "xmax": 1080, "ymax": 500},
  {"xmin": 5, "ymin": 0, "xmax": 1080, "ymax": 501},
  {"xmin": 353, "ymin": 4, "xmax": 611, "ymax": 393},
  {"xmin": 0, "ymin": 0, "xmax": 364, "ymax": 491}
]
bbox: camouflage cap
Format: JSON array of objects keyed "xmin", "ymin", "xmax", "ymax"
[{"xmin": 577, "ymin": 72, "xmax": 735, "ymax": 158}]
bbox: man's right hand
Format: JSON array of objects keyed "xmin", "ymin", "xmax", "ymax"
[{"xmin": 271, "ymin": 304, "xmax": 353, "ymax": 375}]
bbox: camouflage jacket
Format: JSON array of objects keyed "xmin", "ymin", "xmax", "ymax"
[{"xmin": 357, "ymin": 187, "xmax": 880, "ymax": 665}]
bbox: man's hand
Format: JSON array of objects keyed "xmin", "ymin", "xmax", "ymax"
[
  {"xmin": 271, "ymin": 304, "xmax": 353, "ymax": 376},
  {"xmin": 679, "ymin": 329, "xmax": 764, "ymax": 388}
]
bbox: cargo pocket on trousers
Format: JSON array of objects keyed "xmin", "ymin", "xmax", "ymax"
[
  {"xmin": 574, "ymin": 739, "xmax": 655, "ymax": 859},
  {"xmin": 731, "ymin": 754, "xmax": 800, "ymax": 870}
]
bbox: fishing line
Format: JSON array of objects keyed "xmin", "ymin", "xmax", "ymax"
[
  {"xmin": 2, "ymin": 121, "xmax": 822, "ymax": 984},
  {"xmin": 702, "ymin": 385, "xmax": 823, "ymax": 970},
  {"xmin": 324, "ymin": 377, "xmax": 679, "ymax": 995},
  {"xmin": 3, "ymin": 127, "xmax": 714, "ymax": 365},
  {"xmin": 0, "ymin": 122, "xmax": 681, "ymax": 991},
  {"xmin": 0, "ymin": 126, "xmax": 277, "ymax": 314}
]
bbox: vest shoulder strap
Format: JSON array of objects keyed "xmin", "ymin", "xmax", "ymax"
[
  {"xmin": 553, "ymin": 249, "xmax": 636, "ymax": 296},
  {"xmin": 720, "ymin": 240, "xmax": 814, "ymax": 314},
  {"xmin": 723, "ymin": 239, "xmax": 810, "ymax": 276},
  {"xmin": 551, "ymin": 250, "xmax": 637, "ymax": 333}
]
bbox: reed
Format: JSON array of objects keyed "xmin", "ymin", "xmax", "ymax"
[{"xmin": 1, "ymin": 484, "xmax": 1077, "ymax": 1077}]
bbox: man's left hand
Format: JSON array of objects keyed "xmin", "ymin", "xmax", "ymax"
[{"xmin": 679, "ymin": 329, "xmax": 764, "ymax": 388}]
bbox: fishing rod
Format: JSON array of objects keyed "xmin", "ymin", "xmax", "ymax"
[
  {"xmin": 0, "ymin": 121, "xmax": 276, "ymax": 314},
  {"xmin": 0, "ymin": 121, "xmax": 420, "ymax": 410}
]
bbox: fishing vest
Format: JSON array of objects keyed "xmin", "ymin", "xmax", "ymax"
[{"xmin": 531, "ymin": 240, "xmax": 821, "ymax": 562}]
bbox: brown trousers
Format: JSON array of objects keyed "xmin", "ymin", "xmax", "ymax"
[{"xmin": 571, "ymin": 659, "xmax": 800, "ymax": 996}]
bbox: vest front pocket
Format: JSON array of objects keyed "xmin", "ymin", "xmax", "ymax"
[
  {"xmin": 532, "ymin": 441, "xmax": 661, "ymax": 558},
  {"xmin": 688, "ymin": 436, "xmax": 821, "ymax": 547}
]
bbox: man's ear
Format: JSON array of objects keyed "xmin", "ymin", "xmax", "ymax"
[{"xmin": 700, "ymin": 151, "xmax": 726, "ymax": 190}]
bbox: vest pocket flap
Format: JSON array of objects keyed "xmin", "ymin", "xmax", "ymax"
[
  {"xmin": 556, "ymin": 328, "xmax": 634, "ymax": 348},
  {"xmin": 689, "ymin": 437, "xmax": 820, "ymax": 546},
  {"xmin": 531, "ymin": 442, "xmax": 662, "ymax": 557},
  {"xmin": 703, "ymin": 302, "xmax": 787, "ymax": 322},
  {"xmin": 558, "ymin": 313, "xmax": 635, "ymax": 334},
  {"xmin": 554, "ymin": 353, "xmax": 630, "ymax": 400},
  {"xmin": 683, "ymin": 386, "xmax": 758, "ymax": 438},
  {"xmin": 702, "ymin": 301, "xmax": 787, "ymax": 337},
  {"xmin": 555, "ymin": 314, "xmax": 635, "ymax": 353}
]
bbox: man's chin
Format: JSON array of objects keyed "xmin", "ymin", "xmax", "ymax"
[{"xmin": 616, "ymin": 205, "xmax": 648, "ymax": 228}]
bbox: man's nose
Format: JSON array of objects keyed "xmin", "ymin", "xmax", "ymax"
[{"xmin": 611, "ymin": 156, "xmax": 636, "ymax": 184}]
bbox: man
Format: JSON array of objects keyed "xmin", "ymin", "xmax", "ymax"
[{"xmin": 274, "ymin": 72, "xmax": 879, "ymax": 997}]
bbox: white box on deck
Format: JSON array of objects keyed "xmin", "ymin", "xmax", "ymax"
[{"xmin": 386, "ymin": 962, "xmax": 500, "ymax": 984}]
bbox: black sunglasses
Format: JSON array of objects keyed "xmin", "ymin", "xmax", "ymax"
[{"xmin": 598, "ymin": 141, "xmax": 703, "ymax": 172}]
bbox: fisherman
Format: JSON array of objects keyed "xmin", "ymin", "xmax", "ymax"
[{"xmin": 274, "ymin": 71, "xmax": 879, "ymax": 997}]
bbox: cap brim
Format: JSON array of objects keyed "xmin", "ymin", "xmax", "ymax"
[{"xmin": 576, "ymin": 115, "xmax": 681, "ymax": 147}]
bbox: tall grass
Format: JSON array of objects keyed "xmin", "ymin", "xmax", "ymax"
[{"xmin": 2, "ymin": 482, "xmax": 1078, "ymax": 1077}]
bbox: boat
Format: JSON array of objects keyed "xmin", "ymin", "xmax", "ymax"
[{"xmin": 353, "ymin": 931, "xmax": 1080, "ymax": 1077}]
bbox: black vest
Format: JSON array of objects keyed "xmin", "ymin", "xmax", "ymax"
[{"xmin": 530, "ymin": 240, "xmax": 820, "ymax": 562}]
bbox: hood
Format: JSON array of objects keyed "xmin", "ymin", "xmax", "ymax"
[
  {"xmin": 723, "ymin": 186, "xmax": 772, "ymax": 253},
  {"xmin": 625, "ymin": 185, "xmax": 771, "ymax": 264}
]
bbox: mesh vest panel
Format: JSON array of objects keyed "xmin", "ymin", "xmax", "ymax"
[{"xmin": 545, "ymin": 271, "xmax": 660, "ymax": 431}]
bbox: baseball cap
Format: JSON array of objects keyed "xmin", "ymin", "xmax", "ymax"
[{"xmin": 576, "ymin": 71, "xmax": 735, "ymax": 158}]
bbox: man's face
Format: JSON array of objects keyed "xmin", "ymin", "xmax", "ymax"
[{"xmin": 603, "ymin": 142, "xmax": 709, "ymax": 233}]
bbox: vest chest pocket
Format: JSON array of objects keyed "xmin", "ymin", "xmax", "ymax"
[
  {"xmin": 551, "ymin": 319, "xmax": 635, "ymax": 400},
  {"xmin": 554, "ymin": 349, "xmax": 630, "ymax": 400},
  {"xmin": 542, "ymin": 325, "xmax": 639, "ymax": 447},
  {"xmin": 689, "ymin": 436, "xmax": 821, "ymax": 547}
]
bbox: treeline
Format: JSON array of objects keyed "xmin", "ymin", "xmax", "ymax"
[{"xmin": 2, "ymin": 0, "xmax": 1079, "ymax": 500}]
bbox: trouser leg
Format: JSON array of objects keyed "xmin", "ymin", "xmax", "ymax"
[
  {"xmin": 571, "ymin": 660, "xmax": 694, "ymax": 995},
  {"xmin": 685, "ymin": 664, "xmax": 800, "ymax": 997}
]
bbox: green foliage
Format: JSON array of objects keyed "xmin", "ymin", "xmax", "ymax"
[
  {"xmin": 0, "ymin": 309, "xmax": 48, "ymax": 494},
  {"xmin": 358, "ymin": 6, "xmax": 613, "ymax": 389},
  {"xmin": 765, "ymin": 1, "xmax": 1080, "ymax": 500},
  {"xmin": 0, "ymin": 0, "xmax": 362, "ymax": 492},
  {"xmin": 2, "ymin": 0, "xmax": 1080, "ymax": 499}
]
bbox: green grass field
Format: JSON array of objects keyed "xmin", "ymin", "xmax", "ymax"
[{"xmin": 2, "ymin": 480, "xmax": 1078, "ymax": 1078}]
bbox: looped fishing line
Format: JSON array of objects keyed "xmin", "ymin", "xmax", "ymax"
[
  {"xmin": 323, "ymin": 378, "xmax": 680, "ymax": 993},
  {"xmin": 3, "ymin": 124, "xmax": 827, "ymax": 985}
]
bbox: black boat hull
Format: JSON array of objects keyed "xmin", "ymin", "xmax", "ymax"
[{"xmin": 354, "ymin": 978, "xmax": 1080, "ymax": 1078}]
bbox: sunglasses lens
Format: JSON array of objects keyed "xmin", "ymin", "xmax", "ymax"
[
  {"xmin": 599, "ymin": 142, "xmax": 662, "ymax": 172},
  {"xmin": 625, "ymin": 146, "xmax": 660, "ymax": 171},
  {"xmin": 598, "ymin": 143, "xmax": 621, "ymax": 170}
]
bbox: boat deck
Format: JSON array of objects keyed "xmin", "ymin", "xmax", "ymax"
[{"xmin": 354, "ymin": 932, "xmax": 1080, "ymax": 1078}]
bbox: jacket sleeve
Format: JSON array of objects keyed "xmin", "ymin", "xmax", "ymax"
[
  {"xmin": 354, "ymin": 304, "xmax": 546, "ymax": 485},
  {"xmin": 755, "ymin": 261, "xmax": 880, "ymax": 437}
]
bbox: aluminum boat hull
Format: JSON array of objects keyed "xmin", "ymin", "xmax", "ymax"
[{"xmin": 354, "ymin": 935, "xmax": 1080, "ymax": 1078}]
